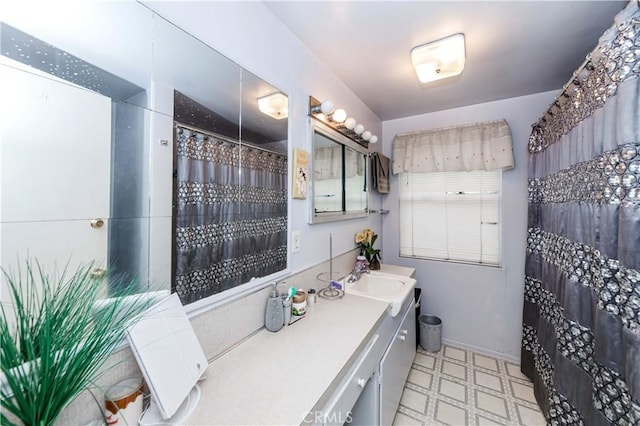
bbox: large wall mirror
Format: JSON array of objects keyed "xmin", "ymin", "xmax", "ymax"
[
  {"xmin": 309, "ymin": 119, "xmax": 368, "ymax": 224},
  {"xmin": 0, "ymin": 2, "xmax": 289, "ymax": 306}
]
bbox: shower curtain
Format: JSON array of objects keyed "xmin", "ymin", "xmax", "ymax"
[
  {"xmin": 522, "ymin": 2, "xmax": 640, "ymax": 424},
  {"xmin": 173, "ymin": 125, "xmax": 287, "ymax": 304}
]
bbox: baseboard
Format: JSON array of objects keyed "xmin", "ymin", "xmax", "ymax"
[{"xmin": 441, "ymin": 338, "xmax": 521, "ymax": 364}]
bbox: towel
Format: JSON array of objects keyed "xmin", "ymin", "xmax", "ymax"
[{"xmin": 372, "ymin": 152, "xmax": 390, "ymax": 194}]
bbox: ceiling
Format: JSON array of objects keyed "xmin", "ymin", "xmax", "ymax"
[{"xmin": 264, "ymin": 1, "xmax": 628, "ymax": 121}]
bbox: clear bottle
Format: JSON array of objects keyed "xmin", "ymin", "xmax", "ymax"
[
  {"xmin": 282, "ymin": 294, "xmax": 292, "ymax": 326},
  {"xmin": 265, "ymin": 284, "xmax": 284, "ymax": 332}
]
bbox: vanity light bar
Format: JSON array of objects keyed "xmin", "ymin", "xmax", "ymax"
[{"xmin": 308, "ymin": 96, "xmax": 378, "ymax": 148}]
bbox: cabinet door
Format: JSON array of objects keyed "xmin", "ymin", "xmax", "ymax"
[
  {"xmin": 1, "ymin": 64, "xmax": 111, "ymax": 278},
  {"xmin": 379, "ymin": 301, "xmax": 416, "ymax": 426}
]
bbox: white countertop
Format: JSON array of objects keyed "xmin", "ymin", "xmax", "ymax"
[
  {"xmin": 378, "ymin": 264, "xmax": 415, "ymax": 277},
  {"xmin": 189, "ymin": 293, "xmax": 390, "ymax": 425}
]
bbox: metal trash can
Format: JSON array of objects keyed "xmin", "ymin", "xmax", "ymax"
[
  {"xmin": 419, "ymin": 315, "xmax": 442, "ymax": 352},
  {"xmin": 414, "ymin": 288, "xmax": 422, "ymax": 348}
]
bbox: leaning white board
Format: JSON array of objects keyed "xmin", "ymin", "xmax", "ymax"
[{"xmin": 126, "ymin": 293, "xmax": 208, "ymax": 421}]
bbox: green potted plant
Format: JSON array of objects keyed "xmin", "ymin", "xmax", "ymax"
[
  {"xmin": 355, "ymin": 228, "xmax": 381, "ymax": 270},
  {"xmin": 0, "ymin": 260, "xmax": 157, "ymax": 426}
]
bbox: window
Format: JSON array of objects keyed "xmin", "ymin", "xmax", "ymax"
[{"xmin": 399, "ymin": 170, "xmax": 501, "ymax": 266}]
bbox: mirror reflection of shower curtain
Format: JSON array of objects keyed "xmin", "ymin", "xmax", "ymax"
[{"xmin": 172, "ymin": 124, "xmax": 288, "ymax": 304}]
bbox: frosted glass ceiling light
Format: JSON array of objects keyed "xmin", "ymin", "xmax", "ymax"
[
  {"xmin": 370, "ymin": 135, "xmax": 378, "ymax": 144},
  {"xmin": 354, "ymin": 124, "xmax": 364, "ymax": 135},
  {"xmin": 362, "ymin": 130, "xmax": 372, "ymax": 141},
  {"xmin": 257, "ymin": 92, "xmax": 289, "ymax": 120},
  {"xmin": 332, "ymin": 108, "xmax": 347, "ymax": 123},
  {"xmin": 411, "ymin": 33, "xmax": 465, "ymax": 84}
]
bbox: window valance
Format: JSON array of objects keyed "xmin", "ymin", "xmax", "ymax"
[{"xmin": 392, "ymin": 119, "xmax": 514, "ymax": 174}]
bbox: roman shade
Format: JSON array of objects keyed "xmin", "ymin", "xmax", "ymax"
[{"xmin": 392, "ymin": 119, "xmax": 514, "ymax": 174}]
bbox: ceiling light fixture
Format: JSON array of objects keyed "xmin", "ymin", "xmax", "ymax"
[
  {"xmin": 257, "ymin": 92, "xmax": 289, "ymax": 120},
  {"xmin": 411, "ymin": 33, "xmax": 465, "ymax": 84},
  {"xmin": 308, "ymin": 96, "xmax": 376, "ymax": 148}
]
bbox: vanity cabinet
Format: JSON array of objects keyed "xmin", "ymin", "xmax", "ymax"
[
  {"xmin": 379, "ymin": 300, "xmax": 417, "ymax": 426},
  {"xmin": 332, "ymin": 296, "xmax": 417, "ymax": 426}
]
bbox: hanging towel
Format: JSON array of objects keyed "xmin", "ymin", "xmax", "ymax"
[{"xmin": 372, "ymin": 152, "xmax": 390, "ymax": 194}]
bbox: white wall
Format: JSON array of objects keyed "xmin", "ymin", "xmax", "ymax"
[
  {"xmin": 144, "ymin": 1, "xmax": 385, "ymax": 275},
  {"xmin": 381, "ymin": 90, "xmax": 558, "ymax": 360}
]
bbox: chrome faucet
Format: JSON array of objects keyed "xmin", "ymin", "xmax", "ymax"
[{"xmin": 347, "ymin": 263, "xmax": 370, "ymax": 283}]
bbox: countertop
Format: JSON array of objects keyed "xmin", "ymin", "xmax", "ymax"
[
  {"xmin": 187, "ymin": 263, "xmax": 415, "ymax": 425},
  {"xmin": 189, "ymin": 293, "xmax": 390, "ymax": 425}
]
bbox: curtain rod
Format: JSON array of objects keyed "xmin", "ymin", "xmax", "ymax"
[
  {"xmin": 533, "ymin": 0, "xmax": 640, "ymax": 127},
  {"xmin": 174, "ymin": 122, "xmax": 287, "ymax": 157}
]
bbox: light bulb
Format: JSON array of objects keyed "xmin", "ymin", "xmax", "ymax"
[
  {"xmin": 332, "ymin": 108, "xmax": 347, "ymax": 123},
  {"xmin": 369, "ymin": 135, "xmax": 378, "ymax": 144},
  {"xmin": 362, "ymin": 131, "xmax": 372, "ymax": 141},
  {"xmin": 320, "ymin": 100, "xmax": 334, "ymax": 115},
  {"xmin": 354, "ymin": 124, "xmax": 364, "ymax": 135},
  {"xmin": 345, "ymin": 117, "xmax": 356, "ymax": 130}
]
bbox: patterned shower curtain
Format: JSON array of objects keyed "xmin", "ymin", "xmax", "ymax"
[
  {"xmin": 522, "ymin": 2, "xmax": 640, "ymax": 424},
  {"xmin": 173, "ymin": 125, "xmax": 287, "ymax": 304}
]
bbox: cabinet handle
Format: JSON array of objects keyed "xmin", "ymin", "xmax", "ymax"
[
  {"xmin": 356, "ymin": 378, "xmax": 367, "ymax": 388},
  {"xmin": 91, "ymin": 268, "xmax": 107, "ymax": 279},
  {"xmin": 399, "ymin": 335, "xmax": 406, "ymax": 341}
]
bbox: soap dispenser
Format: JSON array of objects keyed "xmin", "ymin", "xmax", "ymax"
[{"xmin": 265, "ymin": 283, "xmax": 284, "ymax": 332}]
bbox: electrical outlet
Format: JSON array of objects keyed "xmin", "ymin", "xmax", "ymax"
[{"xmin": 292, "ymin": 230, "xmax": 301, "ymax": 253}]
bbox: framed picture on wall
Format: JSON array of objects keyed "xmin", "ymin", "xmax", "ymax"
[{"xmin": 292, "ymin": 148, "xmax": 308, "ymax": 199}]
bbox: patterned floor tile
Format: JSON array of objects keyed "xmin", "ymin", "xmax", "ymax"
[
  {"xmin": 515, "ymin": 402, "xmax": 546, "ymax": 425},
  {"xmin": 400, "ymin": 387, "xmax": 428, "ymax": 413},
  {"xmin": 439, "ymin": 377, "xmax": 467, "ymax": 403},
  {"xmin": 509, "ymin": 381, "xmax": 536, "ymax": 403},
  {"xmin": 408, "ymin": 368, "xmax": 433, "ymax": 390},
  {"xmin": 474, "ymin": 370, "xmax": 504, "ymax": 393},
  {"xmin": 476, "ymin": 413, "xmax": 508, "ymax": 426},
  {"xmin": 444, "ymin": 345, "xmax": 467, "ymax": 362},
  {"xmin": 442, "ymin": 360, "xmax": 467, "ymax": 380},
  {"xmin": 415, "ymin": 352, "xmax": 437, "ymax": 370},
  {"xmin": 473, "ymin": 353, "xmax": 500, "ymax": 372},
  {"xmin": 394, "ymin": 344, "xmax": 546, "ymax": 425},
  {"xmin": 393, "ymin": 412, "xmax": 423, "ymax": 425},
  {"xmin": 475, "ymin": 390, "xmax": 510, "ymax": 420},
  {"xmin": 435, "ymin": 399, "xmax": 468, "ymax": 425},
  {"xmin": 505, "ymin": 362, "xmax": 529, "ymax": 380}
]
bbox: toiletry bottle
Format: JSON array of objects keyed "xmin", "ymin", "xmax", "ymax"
[
  {"xmin": 282, "ymin": 294, "xmax": 292, "ymax": 326},
  {"xmin": 265, "ymin": 283, "xmax": 284, "ymax": 332},
  {"xmin": 292, "ymin": 290, "xmax": 307, "ymax": 316}
]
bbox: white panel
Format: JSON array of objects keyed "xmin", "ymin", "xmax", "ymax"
[
  {"xmin": 148, "ymin": 216, "xmax": 172, "ymax": 291},
  {"xmin": 127, "ymin": 294, "xmax": 207, "ymax": 419},
  {"xmin": 149, "ymin": 111, "xmax": 174, "ymax": 218},
  {"xmin": 379, "ymin": 301, "xmax": 416, "ymax": 426},
  {"xmin": 1, "ymin": 219, "xmax": 109, "ymax": 304},
  {"xmin": 0, "ymin": 65, "xmax": 111, "ymax": 222}
]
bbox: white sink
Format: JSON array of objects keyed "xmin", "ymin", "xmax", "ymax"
[{"xmin": 343, "ymin": 271, "xmax": 416, "ymax": 317}]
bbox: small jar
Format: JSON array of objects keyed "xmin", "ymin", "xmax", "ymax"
[
  {"xmin": 292, "ymin": 290, "xmax": 307, "ymax": 316},
  {"xmin": 307, "ymin": 288, "xmax": 317, "ymax": 306},
  {"xmin": 355, "ymin": 255, "xmax": 367, "ymax": 271}
]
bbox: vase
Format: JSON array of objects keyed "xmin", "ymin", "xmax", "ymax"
[{"xmin": 369, "ymin": 258, "xmax": 381, "ymax": 270}]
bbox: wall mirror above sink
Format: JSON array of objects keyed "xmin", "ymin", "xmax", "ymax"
[
  {"xmin": 0, "ymin": 2, "xmax": 289, "ymax": 307},
  {"xmin": 309, "ymin": 118, "xmax": 369, "ymax": 224}
]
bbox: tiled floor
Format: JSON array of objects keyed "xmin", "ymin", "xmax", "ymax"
[{"xmin": 393, "ymin": 344, "xmax": 546, "ymax": 425}]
